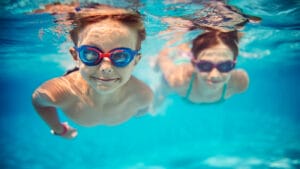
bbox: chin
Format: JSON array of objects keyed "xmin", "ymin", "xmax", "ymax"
[
  {"xmin": 94, "ymin": 85, "xmax": 120, "ymax": 94},
  {"xmin": 88, "ymin": 78, "xmax": 124, "ymax": 94}
]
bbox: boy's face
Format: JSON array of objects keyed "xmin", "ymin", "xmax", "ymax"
[{"xmin": 73, "ymin": 19, "xmax": 140, "ymax": 94}]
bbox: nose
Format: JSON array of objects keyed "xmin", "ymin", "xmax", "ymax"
[
  {"xmin": 99, "ymin": 58, "xmax": 113, "ymax": 74},
  {"xmin": 208, "ymin": 68, "xmax": 221, "ymax": 80}
]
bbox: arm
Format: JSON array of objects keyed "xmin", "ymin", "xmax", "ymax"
[
  {"xmin": 158, "ymin": 17, "xmax": 195, "ymax": 88},
  {"xmin": 32, "ymin": 78, "xmax": 77, "ymax": 139},
  {"xmin": 157, "ymin": 45, "xmax": 194, "ymax": 88}
]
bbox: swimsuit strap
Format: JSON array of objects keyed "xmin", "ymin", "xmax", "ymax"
[
  {"xmin": 185, "ymin": 74, "xmax": 228, "ymax": 102},
  {"xmin": 185, "ymin": 72, "xmax": 196, "ymax": 99},
  {"xmin": 220, "ymin": 83, "xmax": 228, "ymax": 101},
  {"xmin": 63, "ymin": 66, "xmax": 79, "ymax": 76}
]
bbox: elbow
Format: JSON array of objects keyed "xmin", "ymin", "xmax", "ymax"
[
  {"xmin": 31, "ymin": 91, "xmax": 40, "ymax": 107},
  {"xmin": 32, "ymin": 91, "xmax": 44, "ymax": 114},
  {"xmin": 31, "ymin": 89, "xmax": 53, "ymax": 108}
]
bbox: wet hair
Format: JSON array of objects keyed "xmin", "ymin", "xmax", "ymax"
[
  {"xmin": 69, "ymin": 4, "xmax": 146, "ymax": 50},
  {"xmin": 33, "ymin": 2, "xmax": 146, "ymax": 50},
  {"xmin": 191, "ymin": 30, "xmax": 239, "ymax": 60}
]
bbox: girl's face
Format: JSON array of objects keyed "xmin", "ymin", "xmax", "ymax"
[
  {"xmin": 73, "ymin": 19, "xmax": 140, "ymax": 94},
  {"xmin": 194, "ymin": 43, "xmax": 235, "ymax": 89}
]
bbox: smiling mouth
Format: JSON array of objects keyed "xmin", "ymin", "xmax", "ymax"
[
  {"xmin": 207, "ymin": 80, "xmax": 222, "ymax": 84},
  {"xmin": 91, "ymin": 77, "xmax": 120, "ymax": 82}
]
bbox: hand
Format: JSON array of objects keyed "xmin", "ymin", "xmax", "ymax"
[
  {"xmin": 61, "ymin": 122, "xmax": 78, "ymax": 139},
  {"xmin": 166, "ymin": 64, "xmax": 194, "ymax": 87},
  {"xmin": 51, "ymin": 122, "xmax": 78, "ymax": 139}
]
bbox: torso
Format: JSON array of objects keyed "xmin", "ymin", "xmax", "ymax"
[
  {"xmin": 175, "ymin": 72, "xmax": 232, "ymax": 104},
  {"xmin": 61, "ymin": 94, "xmax": 135, "ymax": 126},
  {"xmin": 56, "ymin": 72, "xmax": 151, "ymax": 126}
]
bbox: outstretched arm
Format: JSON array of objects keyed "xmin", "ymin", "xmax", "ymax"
[
  {"xmin": 157, "ymin": 44, "xmax": 194, "ymax": 88},
  {"xmin": 157, "ymin": 17, "xmax": 195, "ymax": 88},
  {"xmin": 32, "ymin": 78, "xmax": 78, "ymax": 139}
]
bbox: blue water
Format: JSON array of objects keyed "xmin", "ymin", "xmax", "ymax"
[{"xmin": 1, "ymin": 0, "xmax": 300, "ymax": 169}]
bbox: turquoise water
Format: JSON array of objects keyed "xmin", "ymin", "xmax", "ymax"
[{"xmin": 1, "ymin": 0, "xmax": 300, "ymax": 169}]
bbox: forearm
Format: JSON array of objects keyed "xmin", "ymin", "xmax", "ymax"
[
  {"xmin": 157, "ymin": 50, "xmax": 176, "ymax": 77},
  {"xmin": 33, "ymin": 103, "xmax": 64, "ymax": 133}
]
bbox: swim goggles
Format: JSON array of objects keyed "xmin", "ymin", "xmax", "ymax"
[
  {"xmin": 193, "ymin": 60, "xmax": 236, "ymax": 73},
  {"xmin": 75, "ymin": 45, "xmax": 139, "ymax": 67}
]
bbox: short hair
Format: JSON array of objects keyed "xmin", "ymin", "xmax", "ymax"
[
  {"xmin": 191, "ymin": 30, "xmax": 239, "ymax": 60},
  {"xmin": 69, "ymin": 4, "xmax": 146, "ymax": 50}
]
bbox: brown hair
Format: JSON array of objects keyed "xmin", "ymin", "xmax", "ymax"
[
  {"xmin": 69, "ymin": 4, "xmax": 146, "ymax": 50},
  {"xmin": 191, "ymin": 30, "xmax": 239, "ymax": 60},
  {"xmin": 33, "ymin": 2, "xmax": 146, "ymax": 50}
]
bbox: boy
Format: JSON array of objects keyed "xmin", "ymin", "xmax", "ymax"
[{"xmin": 32, "ymin": 3, "xmax": 153, "ymax": 139}]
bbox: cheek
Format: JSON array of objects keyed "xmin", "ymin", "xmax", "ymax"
[
  {"xmin": 119, "ymin": 67, "xmax": 133, "ymax": 77},
  {"xmin": 197, "ymin": 72, "xmax": 209, "ymax": 80},
  {"xmin": 118, "ymin": 64, "xmax": 135, "ymax": 79},
  {"xmin": 198, "ymin": 72, "xmax": 206, "ymax": 77},
  {"xmin": 79, "ymin": 69, "xmax": 90, "ymax": 81},
  {"xmin": 221, "ymin": 73, "xmax": 232, "ymax": 81},
  {"xmin": 79, "ymin": 65, "xmax": 96, "ymax": 79}
]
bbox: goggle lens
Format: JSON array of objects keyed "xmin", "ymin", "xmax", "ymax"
[
  {"xmin": 76, "ymin": 45, "xmax": 138, "ymax": 67},
  {"xmin": 196, "ymin": 60, "xmax": 235, "ymax": 73},
  {"xmin": 80, "ymin": 47, "xmax": 100, "ymax": 64},
  {"xmin": 218, "ymin": 61, "xmax": 235, "ymax": 72},
  {"xmin": 110, "ymin": 50, "xmax": 132, "ymax": 67}
]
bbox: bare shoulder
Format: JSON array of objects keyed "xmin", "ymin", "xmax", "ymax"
[
  {"xmin": 228, "ymin": 69, "xmax": 249, "ymax": 93},
  {"xmin": 32, "ymin": 74, "xmax": 76, "ymax": 106},
  {"xmin": 128, "ymin": 76, "xmax": 153, "ymax": 106}
]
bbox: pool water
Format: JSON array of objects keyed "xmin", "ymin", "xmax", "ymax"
[{"xmin": 1, "ymin": 0, "xmax": 300, "ymax": 169}]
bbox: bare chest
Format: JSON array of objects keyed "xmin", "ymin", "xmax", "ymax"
[
  {"xmin": 181, "ymin": 83, "xmax": 233, "ymax": 103},
  {"xmin": 61, "ymin": 97, "xmax": 137, "ymax": 126}
]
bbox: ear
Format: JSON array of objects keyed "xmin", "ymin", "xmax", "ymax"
[
  {"xmin": 133, "ymin": 54, "xmax": 141, "ymax": 66},
  {"xmin": 69, "ymin": 47, "xmax": 78, "ymax": 61}
]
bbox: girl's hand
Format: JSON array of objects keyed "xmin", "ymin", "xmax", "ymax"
[{"xmin": 166, "ymin": 64, "xmax": 194, "ymax": 87}]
